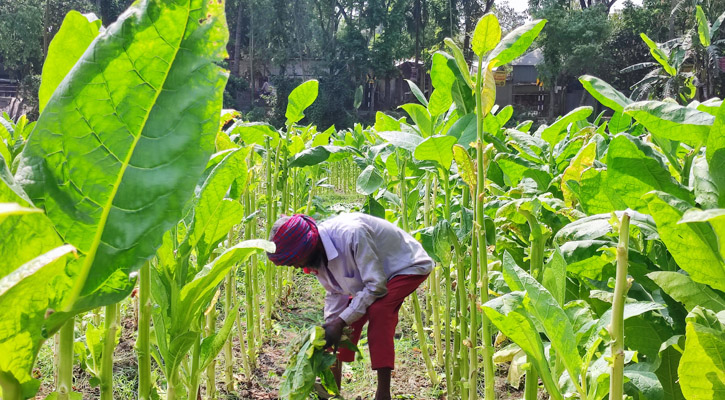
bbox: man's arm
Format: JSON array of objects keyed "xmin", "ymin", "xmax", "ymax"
[{"xmin": 337, "ymin": 226, "xmax": 387, "ymax": 325}]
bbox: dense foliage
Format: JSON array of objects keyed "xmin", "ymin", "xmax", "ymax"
[{"xmin": 1, "ymin": 2, "xmax": 725, "ymax": 400}]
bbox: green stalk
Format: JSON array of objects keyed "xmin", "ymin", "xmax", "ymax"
[
  {"xmin": 609, "ymin": 213, "xmax": 631, "ymax": 400},
  {"xmin": 243, "ymin": 189, "xmax": 256, "ymax": 368},
  {"xmin": 520, "ymin": 210, "xmax": 545, "ymax": 400},
  {"xmin": 399, "ymin": 155, "xmax": 437, "ymax": 386},
  {"xmin": 451, "ymin": 228, "xmax": 468, "ymax": 399},
  {"xmin": 443, "ymin": 264, "xmax": 453, "ymax": 394},
  {"xmin": 57, "ymin": 318, "xmax": 75, "ymax": 400},
  {"xmin": 188, "ymin": 338, "xmax": 201, "ymax": 400},
  {"xmin": 468, "ymin": 219, "xmax": 479, "ymax": 400},
  {"xmin": 524, "ymin": 365, "xmax": 539, "ymax": 400},
  {"xmin": 235, "ymin": 304, "xmax": 253, "ymax": 379},
  {"xmin": 223, "ymin": 270, "xmax": 234, "ymax": 392},
  {"xmin": 424, "ymin": 174, "xmax": 444, "ymax": 367},
  {"xmin": 264, "ymin": 137, "xmax": 275, "ymax": 333},
  {"xmin": 205, "ymin": 305, "xmax": 217, "ymax": 400},
  {"xmin": 0, "ymin": 372, "xmax": 21, "ymax": 400},
  {"xmin": 475, "ymin": 53, "xmax": 495, "ymax": 400},
  {"xmin": 100, "ymin": 303, "xmax": 119, "ymax": 400},
  {"xmin": 138, "ymin": 262, "xmax": 152, "ymax": 400},
  {"xmin": 248, "ymin": 187, "xmax": 262, "ymax": 349},
  {"xmin": 412, "ymin": 294, "xmax": 440, "ymax": 386},
  {"xmin": 306, "ymin": 166, "xmax": 316, "ymax": 214}
]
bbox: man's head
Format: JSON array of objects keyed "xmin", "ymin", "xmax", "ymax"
[{"xmin": 267, "ymin": 214, "xmax": 324, "ymax": 270}]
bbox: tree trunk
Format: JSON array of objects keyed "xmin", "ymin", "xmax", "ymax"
[
  {"xmin": 249, "ymin": 0, "xmax": 255, "ymax": 108},
  {"xmin": 232, "ymin": 0, "xmax": 244, "ymax": 75},
  {"xmin": 669, "ymin": 0, "xmax": 676, "ymax": 40}
]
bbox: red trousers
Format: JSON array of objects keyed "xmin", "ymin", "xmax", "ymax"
[{"xmin": 336, "ymin": 273, "xmax": 429, "ymax": 370}]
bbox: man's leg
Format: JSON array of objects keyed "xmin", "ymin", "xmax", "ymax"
[{"xmin": 367, "ymin": 274, "xmax": 429, "ymax": 400}]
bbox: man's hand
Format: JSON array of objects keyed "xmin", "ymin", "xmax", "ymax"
[{"xmin": 322, "ymin": 316, "xmax": 345, "ymax": 349}]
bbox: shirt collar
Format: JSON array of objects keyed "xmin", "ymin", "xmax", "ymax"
[{"xmin": 318, "ymin": 227, "xmax": 339, "ymax": 261}]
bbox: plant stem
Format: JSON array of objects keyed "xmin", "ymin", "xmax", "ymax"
[
  {"xmin": 224, "ymin": 273, "xmax": 235, "ymax": 391},
  {"xmin": 188, "ymin": 337, "xmax": 201, "ymax": 400},
  {"xmin": 451, "ymin": 227, "xmax": 468, "ymax": 399},
  {"xmin": 0, "ymin": 372, "xmax": 22, "ymax": 400},
  {"xmin": 264, "ymin": 137, "xmax": 275, "ymax": 334},
  {"xmin": 412, "ymin": 294, "xmax": 440, "ymax": 386},
  {"xmin": 524, "ymin": 364, "xmax": 539, "ymax": 400},
  {"xmin": 609, "ymin": 213, "xmax": 631, "ymax": 400},
  {"xmin": 521, "ymin": 209, "xmax": 546, "ymax": 400},
  {"xmin": 57, "ymin": 318, "xmax": 75, "ymax": 400},
  {"xmin": 205, "ymin": 305, "xmax": 217, "ymax": 400},
  {"xmin": 138, "ymin": 262, "xmax": 152, "ymax": 400},
  {"xmin": 100, "ymin": 303, "xmax": 118, "ymax": 400},
  {"xmin": 475, "ymin": 53, "xmax": 495, "ymax": 400}
]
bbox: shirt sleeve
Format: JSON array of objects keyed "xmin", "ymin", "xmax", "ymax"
[
  {"xmin": 338, "ymin": 226, "xmax": 388, "ymax": 325},
  {"xmin": 324, "ymin": 290, "xmax": 349, "ymax": 322}
]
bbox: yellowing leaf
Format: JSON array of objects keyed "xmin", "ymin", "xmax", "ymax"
[
  {"xmin": 561, "ymin": 142, "xmax": 596, "ymax": 206},
  {"xmin": 472, "ymin": 14, "xmax": 501, "ymax": 56},
  {"xmin": 481, "ymin": 64, "xmax": 496, "ymax": 117},
  {"xmin": 453, "ymin": 145, "xmax": 476, "ymax": 196}
]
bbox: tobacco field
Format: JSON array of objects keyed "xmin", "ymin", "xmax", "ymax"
[{"xmin": 0, "ymin": 1, "xmax": 724, "ymax": 399}]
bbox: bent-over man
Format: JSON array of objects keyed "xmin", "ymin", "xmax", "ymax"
[{"xmin": 266, "ymin": 212, "xmax": 433, "ymax": 400}]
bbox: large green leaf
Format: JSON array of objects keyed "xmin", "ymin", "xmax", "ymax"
[
  {"xmin": 656, "ymin": 336, "xmax": 685, "ymax": 400},
  {"xmin": 607, "ymin": 135, "xmax": 692, "ymax": 212},
  {"xmin": 399, "ymin": 104, "xmax": 432, "ymax": 137},
  {"xmin": 502, "ymin": 252, "xmax": 583, "ymax": 389},
  {"xmin": 376, "ymin": 131, "xmax": 423, "ymax": 152},
  {"xmin": 405, "ymin": 79, "xmax": 428, "ymax": 107},
  {"xmin": 696, "ymin": 6, "xmax": 711, "ymax": 47},
  {"xmin": 231, "ymin": 122, "xmax": 280, "ymax": 148},
  {"xmin": 356, "ymin": 165, "xmax": 383, "ymax": 196},
  {"xmin": 472, "ymin": 13, "xmax": 501, "ymax": 56},
  {"xmin": 413, "ymin": 135, "xmax": 457, "ymax": 170},
  {"xmin": 541, "ymin": 107, "xmax": 592, "ymax": 146},
  {"xmin": 645, "ymin": 192, "xmax": 725, "ymax": 292},
  {"xmin": 487, "ymin": 19, "xmax": 547, "ymax": 68},
  {"xmin": 179, "ymin": 239, "xmax": 274, "ymax": 328},
  {"xmin": 288, "ymin": 146, "xmax": 346, "ymax": 168},
  {"xmin": 561, "ymin": 141, "xmax": 596, "ymax": 206},
  {"xmin": 692, "ymin": 155, "xmax": 720, "ymax": 209},
  {"xmin": 579, "ymin": 75, "xmax": 631, "ymax": 113},
  {"xmin": 647, "ymin": 271, "xmax": 725, "ymax": 312},
  {"xmin": 705, "ymin": 100, "xmax": 725, "ymax": 206},
  {"xmin": 0, "ymin": 245, "xmax": 76, "ymax": 397},
  {"xmin": 640, "ymin": 34, "xmax": 676, "ymax": 76},
  {"xmin": 38, "ymin": 11, "xmax": 102, "ymax": 113},
  {"xmin": 453, "ymin": 144, "xmax": 476, "ymax": 195},
  {"xmin": 443, "ymin": 39, "xmax": 473, "ymax": 89},
  {"xmin": 624, "ymin": 101, "xmax": 714, "ymax": 146},
  {"xmin": 374, "ymin": 112, "xmax": 403, "ymax": 132},
  {"xmin": 286, "ymin": 80, "xmax": 319, "ymax": 125},
  {"xmin": 678, "ymin": 307, "xmax": 725, "ymax": 400},
  {"xmin": 495, "ymin": 153, "xmax": 552, "ymax": 188},
  {"xmin": 16, "ymin": 0, "xmax": 228, "ymax": 312},
  {"xmin": 0, "ymin": 172, "xmax": 64, "ymax": 279},
  {"xmin": 543, "ymin": 247, "xmax": 567, "ymax": 306},
  {"xmin": 188, "ymin": 148, "xmax": 248, "ymax": 266},
  {"xmin": 482, "ymin": 292, "xmax": 564, "ymax": 400}
]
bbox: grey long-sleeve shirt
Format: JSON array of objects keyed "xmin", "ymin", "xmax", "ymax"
[{"xmin": 315, "ymin": 213, "xmax": 433, "ymax": 325}]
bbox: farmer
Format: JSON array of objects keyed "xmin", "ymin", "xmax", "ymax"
[{"xmin": 266, "ymin": 213, "xmax": 433, "ymax": 400}]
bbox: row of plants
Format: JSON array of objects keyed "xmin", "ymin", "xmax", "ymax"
[{"xmin": 1, "ymin": 2, "xmax": 724, "ymax": 400}]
